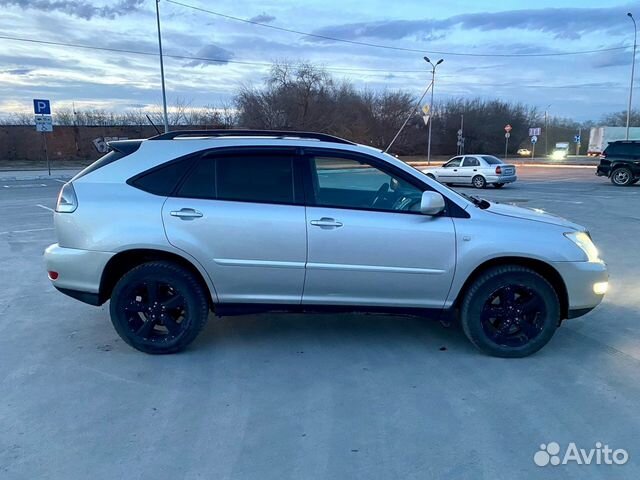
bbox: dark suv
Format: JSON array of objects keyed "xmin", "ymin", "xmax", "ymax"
[{"xmin": 596, "ymin": 140, "xmax": 640, "ymax": 186}]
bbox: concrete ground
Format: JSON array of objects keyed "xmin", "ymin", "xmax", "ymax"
[{"xmin": 1, "ymin": 166, "xmax": 639, "ymax": 479}]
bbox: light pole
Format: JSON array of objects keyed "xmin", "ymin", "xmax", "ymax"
[
  {"xmin": 626, "ymin": 12, "xmax": 637, "ymax": 140},
  {"xmin": 544, "ymin": 104, "xmax": 551, "ymax": 156},
  {"xmin": 424, "ymin": 57, "xmax": 443, "ymax": 164},
  {"xmin": 156, "ymin": 0, "xmax": 170, "ymax": 133}
]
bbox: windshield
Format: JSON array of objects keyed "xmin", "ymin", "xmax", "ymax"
[{"xmin": 481, "ymin": 155, "xmax": 504, "ymax": 165}]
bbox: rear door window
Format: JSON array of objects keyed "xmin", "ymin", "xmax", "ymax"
[
  {"xmin": 176, "ymin": 153, "xmax": 299, "ymax": 205},
  {"xmin": 462, "ymin": 157, "xmax": 480, "ymax": 167},
  {"xmin": 605, "ymin": 143, "xmax": 638, "ymax": 156}
]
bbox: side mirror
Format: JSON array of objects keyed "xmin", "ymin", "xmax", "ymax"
[{"xmin": 420, "ymin": 191, "xmax": 445, "ymax": 215}]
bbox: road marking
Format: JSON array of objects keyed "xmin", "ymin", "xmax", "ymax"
[
  {"xmin": 36, "ymin": 204, "xmax": 54, "ymax": 212},
  {"xmin": 53, "ymin": 179, "xmax": 67, "ymax": 184},
  {"xmin": 3, "ymin": 183, "xmax": 47, "ymax": 188},
  {"xmin": 0, "ymin": 227, "xmax": 53, "ymax": 235}
]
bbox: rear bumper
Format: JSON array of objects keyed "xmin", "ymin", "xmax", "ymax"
[
  {"xmin": 44, "ymin": 244, "xmax": 114, "ymax": 302},
  {"xmin": 596, "ymin": 165, "xmax": 610, "ymax": 177},
  {"xmin": 551, "ymin": 260, "xmax": 608, "ymax": 316},
  {"xmin": 485, "ymin": 174, "xmax": 517, "ymax": 184}
]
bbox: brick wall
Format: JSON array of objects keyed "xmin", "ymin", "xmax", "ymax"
[{"xmin": 0, "ymin": 125, "xmax": 160, "ymax": 162}]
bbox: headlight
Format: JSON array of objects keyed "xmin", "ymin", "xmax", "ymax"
[{"xmin": 564, "ymin": 231, "xmax": 601, "ymax": 263}]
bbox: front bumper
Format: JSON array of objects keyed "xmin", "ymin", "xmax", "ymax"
[
  {"xmin": 551, "ymin": 260, "xmax": 608, "ymax": 317},
  {"xmin": 44, "ymin": 244, "xmax": 114, "ymax": 301}
]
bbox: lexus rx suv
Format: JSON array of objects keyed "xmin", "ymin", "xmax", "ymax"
[
  {"xmin": 45, "ymin": 130, "xmax": 608, "ymax": 357},
  {"xmin": 596, "ymin": 140, "xmax": 640, "ymax": 186}
]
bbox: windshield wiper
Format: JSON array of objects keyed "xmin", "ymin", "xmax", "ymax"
[{"xmin": 461, "ymin": 193, "xmax": 491, "ymax": 209}]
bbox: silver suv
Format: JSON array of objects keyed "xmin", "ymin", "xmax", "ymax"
[{"xmin": 44, "ymin": 130, "xmax": 608, "ymax": 357}]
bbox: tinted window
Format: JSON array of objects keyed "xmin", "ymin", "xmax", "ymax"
[
  {"xmin": 178, "ymin": 157, "xmax": 215, "ymax": 199},
  {"xmin": 444, "ymin": 157, "xmax": 462, "ymax": 168},
  {"xmin": 311, "ymin": 156, "xmax": 423, "ymax": 212},
  {"xmin": 132, "ymin": 158, "xmax": 193, "ymax": 196},
  {"xmin": 605, "ymin": 143, "xmax": 638, "ymax": 155},
  {"xmin": 481, "ymin": 155, "xmax": 504, "ymax": 165},
  {"xmin": 216, "ymin": 155, "xmax": 295, "ymax": 204},
  {"xmin": 462, "ymin": 157, "xmax": 480, "ymax": 167}
]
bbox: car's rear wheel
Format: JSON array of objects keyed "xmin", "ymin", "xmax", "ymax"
[
  {"xmin": 460, "ymin": 266, "xmax": 560, "ymax": 358},
  {"xmin": 472, "ymin": 175, "xmax": 487, "ymax": 189},
  {"xmin": 109, "ymin": 261, "xmax": 209, "ymax": 354},
  {"xmin": 494, "ymin": 183, "xmax": 505, "ymax": 188},
  {"xmin": 611, "ymin": 167, "xmax": 633, "ymax": 186}
]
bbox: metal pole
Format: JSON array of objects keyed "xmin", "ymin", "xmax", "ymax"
[
  {"xmin": 156, "ymin": 0, "xmax": 170, "ymax": 133},
  {"xmin": 544, "ymin": 110, "xmax": 548, "ymax": 155},
  {"xmin": 43, "ymin": 132, "xmax": 50, "ymax": 176},
  {"xmin": 576, "ymin": 128, "xmax": 581, "ymax": 155},
  {"xmin": 531, "ymin": 141, "xmax": 535, "ymax": 160},
  {"xmin": 423, "ymin": 57, "xmax": 443, "ymax": 165},
  {"xmin": 626, "ymin": 13, "xmax": 637, "ymax": 140},
  {"xmin": 427, "ymin": 68, "xmax": 435, "ymax": 165},
  {"xmin": 505, "ymin": 135, "xmax": 509, "ymax": 161},
  {"xmin": 460, "ymin": 114, "xmax": 464, "ymax": 155}
]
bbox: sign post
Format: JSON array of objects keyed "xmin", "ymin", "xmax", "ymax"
[
  {"xmin": 531, "ymin": 134, "xmax": 538, "ymax": 159},
  {"xmin": 33, "ymin": 99, "xmax": 52, "ymax": 175},
  {"xmin": 504, "ymin": 124, "xmax": 512, "ymax": 160},
  {"xmin": 574, "ymin": 128, "xmax": 581, "ymax": 156}
]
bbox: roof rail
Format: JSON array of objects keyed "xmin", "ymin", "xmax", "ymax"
[{"xmin": 148, "ymin": 129, "xmax": 355, "ymax": 145}]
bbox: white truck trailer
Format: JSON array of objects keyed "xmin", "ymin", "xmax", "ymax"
[{"xmin": 588, "ymin": 126, "xmax": 640, "ymax": 156}]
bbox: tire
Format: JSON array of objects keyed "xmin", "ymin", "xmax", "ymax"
[
  {"xmin": 472, "ymin": 175, "xmax": 487, "ymax": 189},
  {"xmin": 460, "ymin": 266, "xmax": 560, "ymax": 358},
  {"xmin": 109, "ymin": 261, "xmax": 210, "ymax": 354},
  {"xmin": 611, "ymin": 167, "xmax": 633, "ymax": 186},
  {"xmin": 426, "ymin": 173, "xmax": 436, "ymax": 180},
  {"xmin": 493, "ymin": 183, "xmax": 505, "ymax": 188}
]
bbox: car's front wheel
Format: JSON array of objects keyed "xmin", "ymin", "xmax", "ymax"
[
  {"xmin": 460, "ymin": 266, "xmax": 560, "ymax": 358},
  {"xmin": 611, "ymin": 167, "xmax": 633, "ymax": 186},
  {"xmin": 109, "ymin": 261, "xmax": 210, "ymax": 354}
]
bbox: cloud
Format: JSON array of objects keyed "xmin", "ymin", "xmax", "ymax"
[
  {"xmin": 310, "ymin": 5, "xmax": 640, "ymax": 42},
  {"xmin": 591, "ymin": 49, "xmax": 632, "ymax": 68},
  {"xmin": 0, "ymin": 0, "xmax": 146, "ymax": 20},
  {"xmin": 249, "ymin": 13, "xmax": 276, "ymax": 24},
  {"xmin": 4, "ymin": 68, "xmax": 33, "ymax": 75},
  {"xmin": 184, "ymin": 44, "xmax": 235, "ymax": 67}
]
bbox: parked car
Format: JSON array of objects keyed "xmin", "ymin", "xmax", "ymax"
[
  {"xmin": 517, "ymin": 148, "xmax": 531, "ymax": 157},
  {"xmin": 596, "ymin": 140, "xmax": 640, "ymax": 186},
  {"xmin": 45, "ymin": 130, "xmax": 607, "ymax": 358},
  {"xmin": 423, "ymin": 155, "xmax": 517, "ymax": 188}
]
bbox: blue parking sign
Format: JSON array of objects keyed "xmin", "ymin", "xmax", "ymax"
[{"xmin": 33, "ymin": 99, "xmax": 51, "ymax": 115}]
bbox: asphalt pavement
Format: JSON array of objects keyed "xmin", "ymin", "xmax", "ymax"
[{"xmin": 1, "ymin": 166, "xmax": 639, "ymax": 479}]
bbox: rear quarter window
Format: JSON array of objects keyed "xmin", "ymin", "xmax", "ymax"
[
  {"xmin": 129, "ymin": 158, "xmax": 194, "ymax": 196},
  {"xmin": 605, "ymin": 143, "xmax": 639, "ymax": 156}
]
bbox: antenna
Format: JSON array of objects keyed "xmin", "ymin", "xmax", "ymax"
[
  {"xmin": 384, "ymin": 79, "xmax": 433, "ymax": 153},
  {"xmin": 146, "ymin": 114, "xmax": 161, "ymax": 135}
]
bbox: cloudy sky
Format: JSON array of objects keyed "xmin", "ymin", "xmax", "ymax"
[{"xmin": 0, "ymin": 0, "xmax": 639, "ymax": 121}]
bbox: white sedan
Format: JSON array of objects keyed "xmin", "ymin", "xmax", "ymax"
[{"xmin": 423, "ymin": 155, "xmax": 517, "ymax": 189}]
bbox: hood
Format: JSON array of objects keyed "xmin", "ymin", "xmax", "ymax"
[{"xmin": 486, "ymin": 202, "xmax": 584, "ymax": 230}]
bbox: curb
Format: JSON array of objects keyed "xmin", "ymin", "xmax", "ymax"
[{"xmin": 0, "ymin": 174, "xmax": 74, "ymax": 182}]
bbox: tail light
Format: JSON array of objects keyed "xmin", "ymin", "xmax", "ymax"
[
  {"xmin": 600, "ymin": 152, "xmax": 607, "ymax": 160},
  {"xmin": 495, "ymin": 166, "xmax": 502, "ymax": 174},
  {"xmin": 56, "ymin": 182, "xmax": 78, "ymax": 213}
]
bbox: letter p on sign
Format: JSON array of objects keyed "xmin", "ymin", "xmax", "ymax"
[{"xmin": 33, "ymin": 99, "xmax": 51, "ymax": 115}]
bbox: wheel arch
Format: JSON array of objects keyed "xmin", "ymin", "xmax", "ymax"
[
  {"xmin": 98, "ymin": 248, "xmax": 217, "ymax": 307},
  {"xmin": 452, "ymin": 256, "xmax": 569, "ymax": 320}
]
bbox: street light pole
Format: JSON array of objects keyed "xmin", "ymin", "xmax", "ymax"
[
  {"xmin": 156, "ymin": 0, "xmax": 170, "ymax": 133},
  {"xmin": 544, "ymin": 104, "xmax": 551, "ymax": 156},
  {"xmin": 626, "ymin": 12, "xmax": 637, "ymax": 140},
  {"xmin": 424, "ymin": 57, "xmax": 443, "ymax": 165}
]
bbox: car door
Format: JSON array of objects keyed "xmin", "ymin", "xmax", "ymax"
[
  {"xmin": 438, "ymin": 157, "xmax": 463, "ymax": 183},
  {"xmin": 460, "ymin": 156, "xmax": 481, "ymax": 184},
  {"xmin": 162, "ymin": 148, "xmax": 307, "ymax": 304},
  {"xmin": 302, "ymin": 150, "xmax": 456, "ymax": 308}
]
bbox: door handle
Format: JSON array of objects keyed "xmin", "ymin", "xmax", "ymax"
[
  {"xmin": 453, "ymin": 169, "xmax": 458, "ymax": 172},
  {"xmin": 310, "ymin": 217, "xmax": 343, "ymax": 228},
  {"xmin": 170, "ymin": 208, "xmax": 203, "ymax": 219}
]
